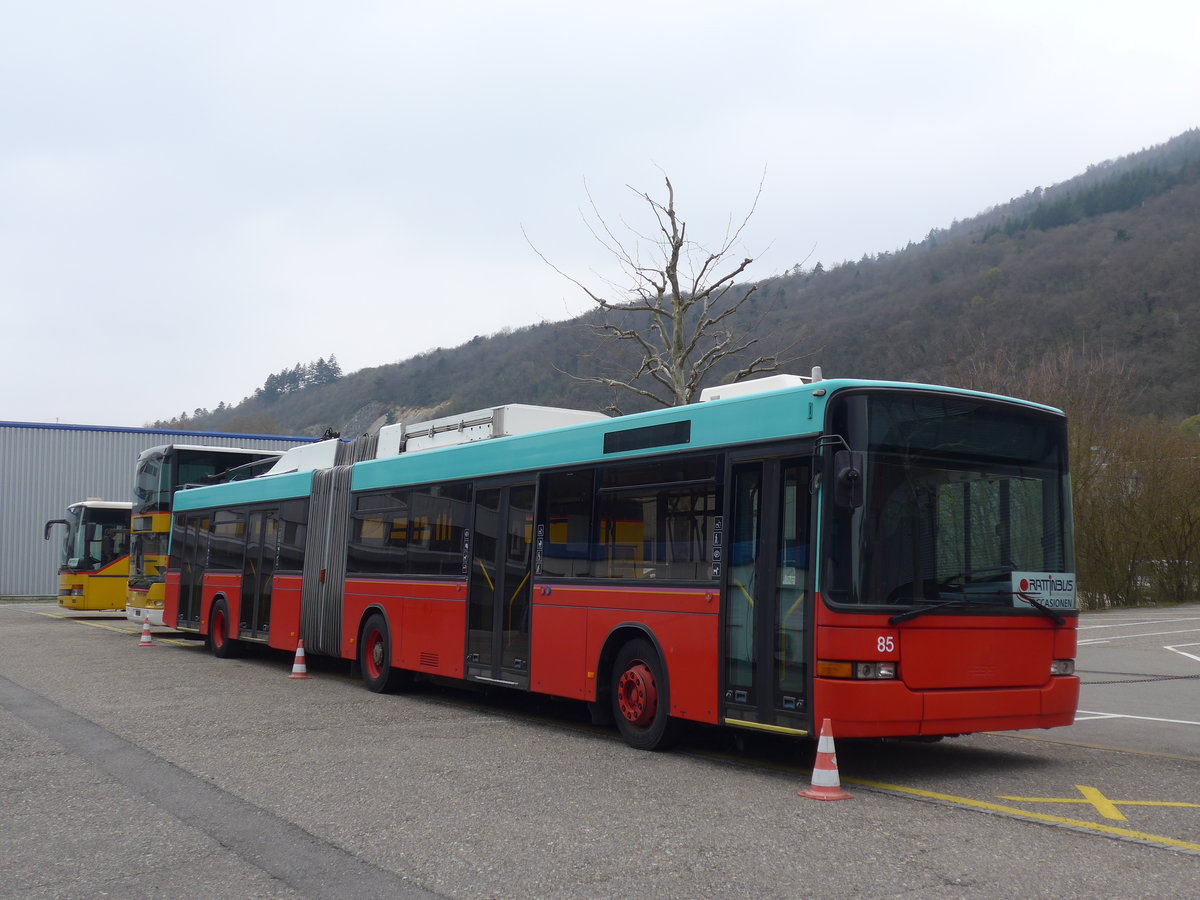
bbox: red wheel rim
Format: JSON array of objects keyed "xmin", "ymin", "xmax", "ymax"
[
  {"xmin": 212, "ymin": 609, "xmax": 225, "ymax": 648},
  {"xmin": 365, "ymin": 630, "xmax": 385, "ymax": 679},
  {"xmin": 617, "ymin": 662, "xmax": 658, "ymax": 727}
]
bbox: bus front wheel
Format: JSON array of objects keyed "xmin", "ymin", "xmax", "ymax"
[{"xmin": 611, "ymin": 638, "xmax": 680, "ymax": 751}]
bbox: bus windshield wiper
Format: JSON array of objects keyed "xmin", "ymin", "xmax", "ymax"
[
  {"xmin": 1018, "ymin": 594, "xmax": 1066, "ymax": 626},
  {"xmin": 941, "ymin": 567, "xmax": 1011, "ymax": 588},
  {"xmin": 888, "ymin": 598, "xmax": 968, "ymax": 625}
]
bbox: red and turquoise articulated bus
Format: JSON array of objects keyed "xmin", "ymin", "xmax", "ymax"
[{"xmin": 164, "ymin": 372, "xmax": 1078, "ymax": 750}]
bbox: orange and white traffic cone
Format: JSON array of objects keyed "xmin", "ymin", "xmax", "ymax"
[
  {"xmin": 288, "ymin": 640, "xmax": 310, "ymax": 679},
  {"xmin": 138, "ymin": 619, "xmax": 154, "ymax": 647},
  {"xmin": 799, "ymin": 717, "xmax": 852, "ymax": 800}
]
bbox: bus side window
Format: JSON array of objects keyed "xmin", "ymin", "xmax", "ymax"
[
  {"xmin": 541, "ymin": 470, "xmax": 595, "ymax": 578},
  {"xmin": 348, "ymin": 490, "xmax": 409, "ymax": 576},
  {"xmin": 209, "ymin": 509, "xmax": 245, "ymax": 571},
  {"xmin": 277, "ymin": 499, "xmax": 308, "ymax": 574}
]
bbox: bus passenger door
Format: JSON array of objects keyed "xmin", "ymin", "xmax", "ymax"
[
  {"xmin": 240, "ymin": 509, "xmax": 278, "ymax": 639},
  {"xmin": 177, "ymin": 513, "xmax": 209, "ymax": 629},
  {"xmin": 723, "ymin": 456, "xmax": 812, "ymax": 735},
  {"xmin": 466, "ymin": 482, "xmax": 535, "ymax": 690}
]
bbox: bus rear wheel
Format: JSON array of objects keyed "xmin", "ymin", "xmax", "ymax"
[
  {"xmin": 209, "ymin": 599, "xmax": 239, "ymax": 659},
  {"xmin": 611, "ymin": 638, "xmax": 680, "ymax": 751},
  {"xmin": 359, "ymin": 613, "xmax": 411, "ymax": 693}
]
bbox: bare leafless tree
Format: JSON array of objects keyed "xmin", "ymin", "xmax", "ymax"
[{"xmin": 529, "ymin": 172, "xmax": 781, "ymax": 411}]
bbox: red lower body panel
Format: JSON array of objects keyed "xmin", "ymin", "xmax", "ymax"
[
  {"xmin": 269, "ymin": 576, "xmax": 303, "ymax": 650},
  {"xmin": 815, "ymin": 675, "xmax": 1080, "ymax": 738},
  {"xmin": 531, "ymin": 585, "xmax": 720, "ymax": 725},
  {"xmin": 342, "ymin": 580, "xmax": 466, "ymax": 679}
]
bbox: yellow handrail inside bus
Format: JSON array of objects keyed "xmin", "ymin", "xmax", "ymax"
[
  {"xmin": 506, "ymin": 570, "xmax": 531, "ymax": 646},
  {"xmin": 732, "ymin": 579, "xmax": 755, "ymax": 608},
  {"xmin": 476, "ymin": 558, "xmax": 495, "ymax": 591}
]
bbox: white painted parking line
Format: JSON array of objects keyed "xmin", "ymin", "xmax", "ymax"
[
  {"xmin": 1078, "ymin": 616, "xmax": 1200, "ymax": 631},
  {"xmin": 1164, "ymin": 643, "xmax": 1200, "ymax": 664},
  {"xmin": 1077, "ymin": 627, "xmax": 1200, "ymax": 644},
  {"xmin": 1074, "ymin": 711, "xmax": 1123, "ymax": 721},
  {"xmin": 1076, "ymin": 709, "xmax": 1200, "ymax": 727}
]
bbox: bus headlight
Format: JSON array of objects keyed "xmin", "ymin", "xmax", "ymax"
[
  {"xmin": 855, "ymin": 661, "xmax": 897, "ymax": 680},
  {"xmin": 1050, "ymin": 659, "xmax": 1075, "ymax": 676}
]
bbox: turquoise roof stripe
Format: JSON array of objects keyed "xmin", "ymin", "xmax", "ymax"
[
  {"xmin": 172, "ymin": 469, "xmax": 316, "ymax": 510},
  {"xmin": 168, "ymin": 378, "xmax": 1062, "ymax": 506},
  {"xmin": 352, "ymin": 382, "xmax": 820, "ymax": 491}
]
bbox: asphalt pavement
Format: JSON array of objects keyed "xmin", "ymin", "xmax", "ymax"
[{"xmin": 1, "ymin": 602, "xmax": 1197, "ymax": 899}]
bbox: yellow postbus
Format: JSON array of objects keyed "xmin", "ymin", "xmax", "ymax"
[{"xmin": 43, "ymin": 499, "xmax": 133, "ymax": 612}]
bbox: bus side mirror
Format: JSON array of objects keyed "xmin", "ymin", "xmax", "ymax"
[
  {"xmin": 834, "ymin": 450, "xmax": 863, "ymax": 508},
  {"xmin": 44, "ymin": 519, "xmax": 67, "ymax": 540}
]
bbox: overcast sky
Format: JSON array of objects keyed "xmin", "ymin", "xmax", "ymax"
[{"xmin": 3, "ymin": 1, "xmax": 1197, "ymax": 428}]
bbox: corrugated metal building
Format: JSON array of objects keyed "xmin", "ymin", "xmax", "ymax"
[{"xmin": 1, "ymin": 422, "xmax": 314, "ymax": 598}]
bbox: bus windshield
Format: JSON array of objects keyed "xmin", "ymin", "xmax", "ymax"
[
  {"xmin": 62, "ymin": 505, "xmax": 130, "ymax": 572},
  {"xmin": 133, "ymin": 447, "xmax": 277, "ymax": 517},
  {"xmin": 821, "ymin": 391, "xmax": 1075, "ymax": 612},
  {"xmin": 133, "ymin": 453, "xmax": 172, "ymax": 517}
]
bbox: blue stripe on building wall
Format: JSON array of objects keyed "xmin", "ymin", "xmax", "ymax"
[{"xmin": 0, "ymin": 421, "xmax": 317, "ymax": 442}]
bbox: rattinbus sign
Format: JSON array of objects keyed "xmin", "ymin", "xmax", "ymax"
[{"xmin": 1013, "ymin": 572, "xmax": 1077, "ymax": 609}]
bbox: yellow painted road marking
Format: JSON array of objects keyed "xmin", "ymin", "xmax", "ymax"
[
  {"xmin": 1077, "ymin": 785, "xmax": 1127, "ymax": 821},
  {"xmin": 997, "ymin": 784, "xmax": 1200, "ymax": 823},
  {"xmin": 36, "ymin": 611, "xmax": 196, "ymax": 646},
  {"xmin": 848, "ymin": 777, "xmax": 1200, "ymax": 853}
]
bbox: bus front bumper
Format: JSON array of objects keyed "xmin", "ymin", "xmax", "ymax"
[{"xmin": 815, "ymin": 676, "xmax": 1080, "ymax": 738}]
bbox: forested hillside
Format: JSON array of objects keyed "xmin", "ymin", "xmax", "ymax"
[{"xmin": 160, "ymin": 128, "xmax": 1200, "ymax": 437}]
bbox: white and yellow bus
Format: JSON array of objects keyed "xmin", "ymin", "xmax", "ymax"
[{"xmin": 44, "ymin": 499, "xmax": 133, "ymax": 613}]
